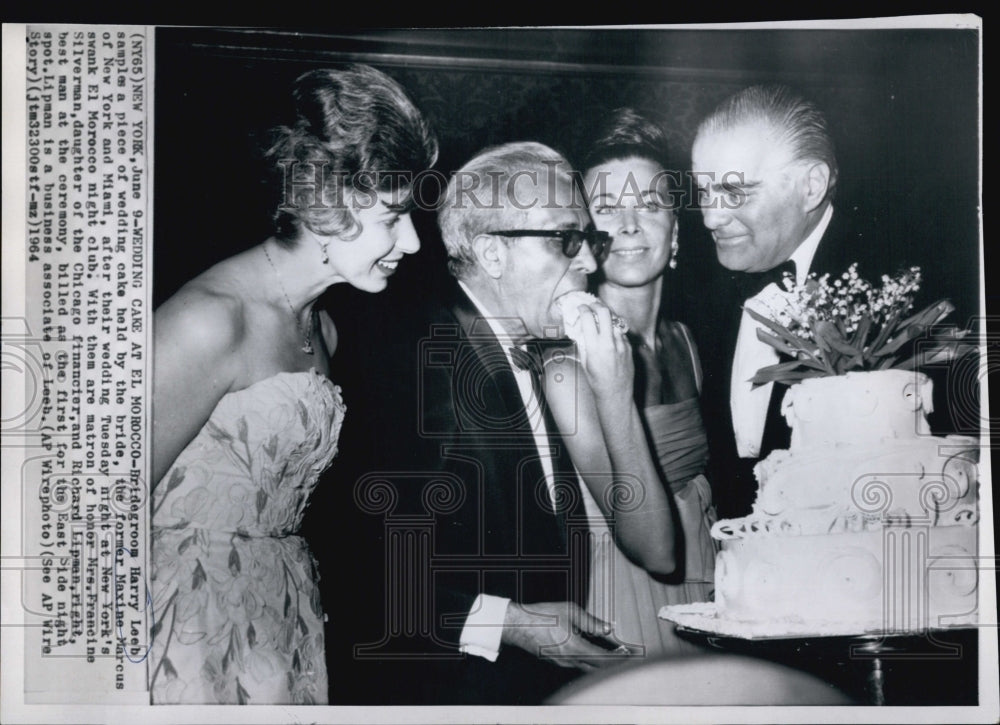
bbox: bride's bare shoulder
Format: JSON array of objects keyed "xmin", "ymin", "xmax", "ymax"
[{"xmin": 155, "ymin": 270, "xmax": 249, "ymax": 354}]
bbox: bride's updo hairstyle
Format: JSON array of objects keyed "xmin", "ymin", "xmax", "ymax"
[{"xmin": 266, "ymin": 64, "xmax": 438, "ymax": 247}]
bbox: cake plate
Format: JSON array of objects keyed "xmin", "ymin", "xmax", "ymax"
[{"xmin": 660, "ymin": 603, "xmax": 978, "ymax": 706}]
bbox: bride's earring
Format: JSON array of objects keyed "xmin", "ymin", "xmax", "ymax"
[
  {"xmin": 669, "ymin": 237, "xmax": 679, "ymax": 269},
  {"xmin": 317, "ymin": 239, "xmax": 330, "ymax": 265}
]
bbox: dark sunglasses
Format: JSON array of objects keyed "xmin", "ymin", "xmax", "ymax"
[{"xmin": 487, "ymin": 227, "xmax": 611, "ymax": 262}]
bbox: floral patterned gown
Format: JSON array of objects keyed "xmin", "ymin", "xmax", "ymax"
[{"xmin": 149, "ymin": 369, "xmax": 345, "ymax": 705}]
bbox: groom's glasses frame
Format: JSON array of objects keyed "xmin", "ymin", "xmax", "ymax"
[{"xmin": 487, "ymin": 227, "xmax": 611, "ymax": 262}]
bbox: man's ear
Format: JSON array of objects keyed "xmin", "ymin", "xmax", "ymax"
[
  {"xmin": 800, "ymin": 161, "xmax": 831, "ymax": 213},
  {"xmin": 471, "ymin": 233, "xmax": 507, "ymax": 279}
]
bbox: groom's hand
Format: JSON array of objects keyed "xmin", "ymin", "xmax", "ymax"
[{"xmin": 500, "ymin": 601, "xmax": 629, "ymax": 671}]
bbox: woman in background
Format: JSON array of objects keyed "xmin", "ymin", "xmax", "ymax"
[
  {"xmin": 148, "ymin": 65, "xmax": 437, "ymax": 704},
  {"xmin": 579, "ymin": 108, "xmax": 717, "ymax": 656}
]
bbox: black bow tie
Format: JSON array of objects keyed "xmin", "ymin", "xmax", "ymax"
[
  {"xmin": 733, "ymin": 259, "xmax": 796, "ymax": 300},
  {"xmin": 508, "ymin": 345, "xmax": 543, "ymax": 376}
]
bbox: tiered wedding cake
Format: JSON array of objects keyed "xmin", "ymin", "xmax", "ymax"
[{"xmin": 699, "ymin": 370, "xmax": 979, "ymax": 634}]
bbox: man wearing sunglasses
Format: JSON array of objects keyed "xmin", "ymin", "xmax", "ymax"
[{"xmin": 402, "ymin": 142, "xmax": 632, "ymax": 703}]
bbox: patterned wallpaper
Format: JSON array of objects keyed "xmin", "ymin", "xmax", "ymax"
[
  {"xmin": 153, "ymin": 30, "xmax": 979, "ymax": 325},
  {"xmin": 382, "ymin": 67, "xmax": 877, "ymax": 174}
]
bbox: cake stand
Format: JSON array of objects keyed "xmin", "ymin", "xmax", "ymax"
[{"xmin": 661, "ymin": 604, "xmax": 978, "ymax": 706}]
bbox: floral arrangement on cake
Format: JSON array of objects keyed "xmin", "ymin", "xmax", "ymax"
[{"xmin": 748, "ymin": 264, "xmax": 973, "ymax": 386}]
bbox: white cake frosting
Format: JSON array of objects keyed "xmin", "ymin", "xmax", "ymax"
[
  {"xmin": 708, "ymin": 370, "xmax": 979, "ymax": 633},
  {"xmin": 554, "ymin": 291, "xmax": 601, "ymax": 329},
  {"xmin": 554, "ymin": 291, "xmax": 628, "ymax": 353},
  {"xmin": 781, "ymin": 369, "xmax": 935, "ymax": 447}
]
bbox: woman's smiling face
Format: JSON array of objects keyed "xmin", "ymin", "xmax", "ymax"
[
  {"xmin": 584, "ymin": 156, "xmax": 677, "ymax": 288},
  {"xmin": 323, "ymin": 192, "xmax": 422, "ymax": 293}
]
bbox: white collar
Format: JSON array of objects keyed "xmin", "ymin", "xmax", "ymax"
[
  {"xmin": 457, "ymin": 280, "xmax": 520, "ymax": 349},
  {"xmin": 789, "ymin": 203, "xmax": 834, "ymax": 285}
]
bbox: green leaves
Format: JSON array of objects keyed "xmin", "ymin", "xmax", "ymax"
[
  {"xmin": 749, "ymin": 268, "xmax": 967, "ymax": 387},
  {"xmin": 747, "ymin": 305, "xmax": 832, "ymax": 385},
  {"xmin": 896, "ymin": 341, "xmax": 975, "ymax": 371},
  {"xmin": 749, "ymin": 364, "xmax": 827, "ymax": 386},
  {"xmin": 897, "ymin": 299, "xmax": 955, "ymax": 331}
]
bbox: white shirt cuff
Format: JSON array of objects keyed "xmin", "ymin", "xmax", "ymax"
[{"xmin": 458, "ymin": 593, "xmax": 510, "ymax": 662}]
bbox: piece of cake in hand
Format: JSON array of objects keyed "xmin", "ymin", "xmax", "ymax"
[{"xmin": 554, "ymin": 291, "xmax": 628, "ymax": 351}]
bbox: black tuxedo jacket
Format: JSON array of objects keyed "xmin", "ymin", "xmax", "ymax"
[
  {"xmin": 314, "ymin": 282, "xmax": 590, "ymax": 704},
  {"xmin": 361, "ymin": 283, "xmax": 590, "ymax": 704},
  {"xmin": 421, "ymin": 285, "xmax": 589, "ymax": 608},
  {"xmin": 685, "ymin": 207, "xmax": 932, "ymax": 519}
]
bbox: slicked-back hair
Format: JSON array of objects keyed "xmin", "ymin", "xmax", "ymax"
[
  {"xmin": 265, "ymin": 64, "xmax": 438, "ymax": 246},
  {"xmin": 697, "ymin": 84, "xmax": 839, "ymax": 201}
]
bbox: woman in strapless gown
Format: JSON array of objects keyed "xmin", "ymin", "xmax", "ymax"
[
  {"xmin": 148, "ymin": 65, "xmax": 437, "ymax": 704},
  {"xmin": 578, "ymin": 108, "xmax": 717, "ymax": 657}
]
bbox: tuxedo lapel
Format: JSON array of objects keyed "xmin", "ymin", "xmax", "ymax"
[
  {"xmin": 447, "ymin": 288, "xmax": 588, "ymax": 605},
  {"xmin": 805, "ymin": 208, "xmax": 876, "ymax": 280},
  {"xmin": 754, "ymin": 216, "xmax": 846, "ymax": 460},
  {"xmin": 448, "ymin": 289, "xmax": 534, "ymax": 434},
  {"xmin": 758, "ymin": 358, "xmax": 793, "ymax": 458}
]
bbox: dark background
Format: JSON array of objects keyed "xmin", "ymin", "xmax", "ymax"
[
  {"xmin": 154, "ymin": 26, "xmax": 985, "ymax": 704},
  {"xmin": 154, "ymin": 26, "xmax": 981, "ymax": 327}
]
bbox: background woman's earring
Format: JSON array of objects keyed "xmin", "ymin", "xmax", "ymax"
[{"xmin": 669, "ymin": 238, "xmax": 679, "ymax": 269}]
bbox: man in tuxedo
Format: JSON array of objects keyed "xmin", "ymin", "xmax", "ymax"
[
  {"xmin": 682, "ymin": 84, "xmax": 979, "ymax": 703},
  {"xmin": 371, "ymin": 141, "xmax": 627, "ymax": 704},
  {"xmin": 686, "ymin": 83, "xmax": 976, "ymax": 520},
  {"xmin": 688, "ymin": 84, "xmax": 889, "ymax": 519}
]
